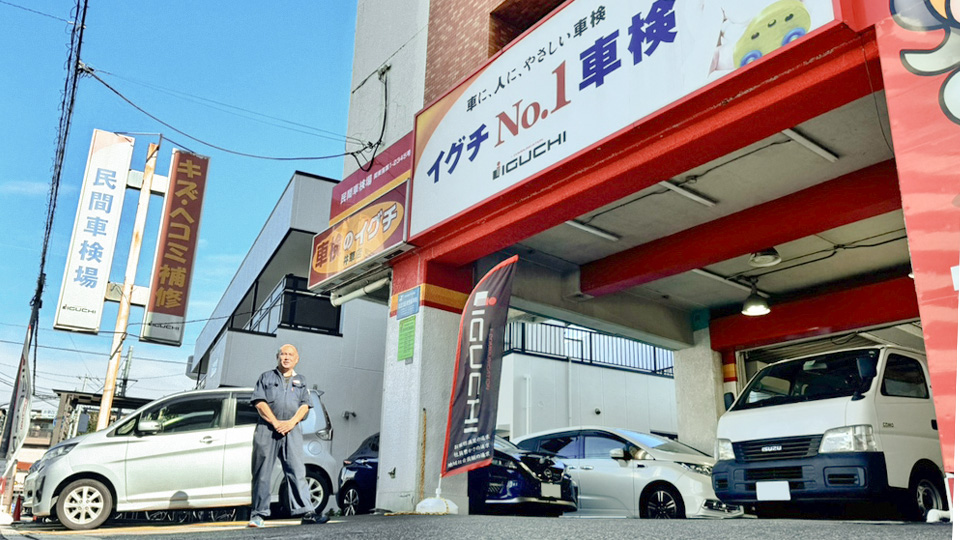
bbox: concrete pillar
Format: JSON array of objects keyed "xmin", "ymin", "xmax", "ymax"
[
  {"xmin": 375, "ymin": 259, "xmax": 472, "ymax": 512},
  {"xmin": 673, "ymin": 311, "xmax": 725, "ymax": 455}
]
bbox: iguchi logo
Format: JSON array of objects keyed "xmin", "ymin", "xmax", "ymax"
[{"xmin": 892, "ymin": 0, "xmax": 960, "ymax": 123}]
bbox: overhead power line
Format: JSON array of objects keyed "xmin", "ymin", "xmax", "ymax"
[
  {"xmin": 81, "ymin": 63, "xmax": 371, "ymax": 162},
  {"xmin": 0, "ymin": 339, "xmax": 184, "ymax": 365},
  {"xmin": 0, "ymin": 0, "xmax": 78, "ymax": 25},
  {"xmin": 93, "ymin": 68, "xmax": 367, "ymax": 147}
]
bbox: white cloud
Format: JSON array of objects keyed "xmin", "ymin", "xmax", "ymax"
[{"xmin": 0, "ymin": 181, "xmax": 50, "ymax": 196}]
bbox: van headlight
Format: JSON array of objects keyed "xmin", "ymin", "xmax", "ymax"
[
  {"xmin": 819, "ymin": 425, "xmax": 880, "ymax": 453},
  {"xmin": 715, "ymin": 439, "xmax": 734, "ymax": 461}
]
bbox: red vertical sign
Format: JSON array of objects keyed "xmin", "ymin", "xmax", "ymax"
[
  {"xmin": 877, "ymin": 1, "xmax": 960, "ymax": 474},
  {"xmin": 142, "ymin": 150, "xmax": 210, "ymax": 346}
]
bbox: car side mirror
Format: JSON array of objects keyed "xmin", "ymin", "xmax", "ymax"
[
  {"xmin": 138, "ymin": 420, "xmax": 161, "ymax": 434},
  {"xmin": 723, "ymin": 392, "xmax": 735, "ymax": 410},
  {"xmin": 609, "ymin": 448, "xmax": 625, "ymax": 460},
  {"xmin": 857, "ymin": 357, "xmax": 877, "ymax": 381},
  {"xmin": 852, "ymin": 357, "xmax": 878, "ymax": 401}
]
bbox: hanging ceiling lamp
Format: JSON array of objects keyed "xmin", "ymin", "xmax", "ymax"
[{"xmin": 741, "ymin": 278, "xmax": 770, "ymax": 316}]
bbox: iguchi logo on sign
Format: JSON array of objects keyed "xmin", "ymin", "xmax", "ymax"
[{"xmin": 312, "ymin": 200, "xmax": 404, "ymax": 274}]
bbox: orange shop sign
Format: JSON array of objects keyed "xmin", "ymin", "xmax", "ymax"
[{"xmin": 309, "ymin": 182, "xmax": 407, "ymax": 289}]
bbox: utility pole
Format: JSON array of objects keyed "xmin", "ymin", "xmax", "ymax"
[
  {"xmin": 119, "ymin": 346, "xmax": 133, "ymax": 398},
  {"xmin": 96, "ymin": 143, "xmax": 158, "ymax": 431}
]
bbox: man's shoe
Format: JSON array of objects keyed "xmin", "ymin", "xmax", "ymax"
[
  {"xmin": 300, "ymin": 511, "xmax": 329, "ymax": 525},
  {"xmin": 247, "ymin": 515, "xmax": 265, "ymax": 528}
]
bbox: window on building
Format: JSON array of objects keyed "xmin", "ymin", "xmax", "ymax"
[{"xmin": 489, "ymin": 0, "xmax": 566, "ymax": 57}]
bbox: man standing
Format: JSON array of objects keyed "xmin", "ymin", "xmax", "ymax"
[{"xmin": 248, "ymin": 344, "xmax": 328, "ymax": 527}]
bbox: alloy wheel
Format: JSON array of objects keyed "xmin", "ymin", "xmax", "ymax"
[
  {"xmin": 646, "ymin": 489, "xmax": 679, "ymax": 519},
  {"xmin": 342, "ymin": 487, "xmax": 361, "ymax": 516},
  {"xmin": 62, "ymin": 485, "xmax": 105, "ymax": 525}
]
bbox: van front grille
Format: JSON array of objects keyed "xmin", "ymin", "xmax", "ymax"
[
  {"xmin": 745, "ymin": 467, "xmax": 803, "ymax": 481},
  {"xmin": 735, "ymin": 436, "xmax": 822, "ymax": 462}
]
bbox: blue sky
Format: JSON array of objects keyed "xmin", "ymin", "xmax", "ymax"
[{"xmin": 0, "ymin": 1, "xmax": 359, "ymax": 409}]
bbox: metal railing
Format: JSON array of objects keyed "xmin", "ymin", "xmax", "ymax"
[
  {"xmin": 239, "ymin": 275, "xmax": 341, "ymax": 335},
  {"xmin": 504, "ymin": 321, "xmax": 674, "ymax": 377}
]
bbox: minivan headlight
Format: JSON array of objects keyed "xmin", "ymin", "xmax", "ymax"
[
  {"xmin": 819, "ymin": 425, "xmax": 880, "ymax": 453},
  {"xmin": 679, "ymin": 462, "xmax": 713, "ymax": 476},
  {"xmin": 35, "ymin": 443, "xmax": 77, "ymax": 472},
  {"xmin": 715, "ymin": 439, "xmax": 734, "ymax": 461}
]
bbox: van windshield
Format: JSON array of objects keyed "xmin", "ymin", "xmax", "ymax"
[{"xmin": 732, "ymin": 349, "xmax": 880, "ymax": 411}]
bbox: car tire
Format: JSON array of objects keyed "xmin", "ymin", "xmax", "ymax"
[
  {"xmin": 305, "ymin": 469, "xmax": 332, "ymax": 513},
  {"xmin": 640, "ymin": 483, "xmax": 685, "ymax": 519},
  {"xmin": 278, "ymin": 468, "xmax": 332, "ymax": 516},
  {"xmin": 338, "ymin": 483, "xmax": 364, "ymax": 516},
  {"xmin": 903, "ymin": 469, "xmax": 948, "ymax": 521},
  {"xmin": 55, "ymin": 478, "xmax": 113, "ymax": 530}
]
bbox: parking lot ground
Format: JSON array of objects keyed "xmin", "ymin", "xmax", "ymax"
[
  {"xmin": 0, "ymin": 518, "xmax": 309, "ymax": 537},
  {"xmin": 1, "ymin": 514, "xmax": 953, "ymax": 540}
]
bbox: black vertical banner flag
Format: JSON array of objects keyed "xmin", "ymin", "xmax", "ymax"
[{"xmin": 442, "ymin": 255, "xmax": 519, "ymax": 477}]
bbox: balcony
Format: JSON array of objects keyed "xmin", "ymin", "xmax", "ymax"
[{"xmin": 232, "ymin": 275, "xmax": 341, "ymax": 336}]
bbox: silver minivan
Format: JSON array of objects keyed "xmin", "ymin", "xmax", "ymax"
[{"xmin": 22, "ymin": 387, "xmax": 337, "ymax": 530}]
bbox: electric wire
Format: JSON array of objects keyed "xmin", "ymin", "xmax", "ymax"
[
  {"xmin": 94, "ymin": 67, "xmax": 366, "ymax": 147},
  {"xmin": 0, "ymin": 0, "xmax": 77, "ymax": 25},
  {"xmin": 0, "ymin": 339, "xmax": 185, "ymax": 366},
  {"xmin": 12, "ymin": 0, "xmax": 90, "ymax": 404},
  {"xmin": 351, "ymin": 69, "xmax": 389, "ymax": 172},
  {"xmin": 81, "ymin": 64, "xmax": 367, "ymax": 162}
]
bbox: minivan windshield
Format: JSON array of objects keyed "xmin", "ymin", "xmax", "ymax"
[{"xmin": 732, "ymin": 349, "xmax": 880, "ymax": 411}]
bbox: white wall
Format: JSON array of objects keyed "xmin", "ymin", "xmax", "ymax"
[
  {"xmin": 207, "ymin": 297, "xmax": 388, "ymax": 466},
  {"xmin": 344, "ymin": 0, "xmax": 429, "ymax": 178},
  {"xmin": 497, "ymin": 353, "xmax": 678, "ymax": 441}
]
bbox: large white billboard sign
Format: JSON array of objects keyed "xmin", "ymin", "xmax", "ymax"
[
  {"xmin": 54, "ymin": 130, "xmax": 134, "ymax": 333},
  {"xmin": 411, "ymin": 0, "xmax": 835, "ymax": 237}
]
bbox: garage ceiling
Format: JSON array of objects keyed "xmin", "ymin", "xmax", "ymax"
[{"xmin": 513, "ymin": 92, "xmax": 915, "ymax": 322}]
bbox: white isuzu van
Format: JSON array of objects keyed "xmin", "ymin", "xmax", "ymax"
[{"xmin": 711, "ymin": 346, "xmax": 948, "ymax": 520}]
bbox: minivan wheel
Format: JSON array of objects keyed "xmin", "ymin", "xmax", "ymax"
[
  {"xmin": 56, "ymin": 479, "xmax": 113, "ymax": 530},
  {"xmin": 640, "ymin": 484, "xmax": 686, "ymax": 519},
  {"xmin": 305, "ymin": 469, "xmax": 332, "ymax": 513},
  {"xmin": 904, "ymin": 470, "xmax": 947, "ymax": 521},
  {"xmin": 339, "ymin": 484, "xmax": 363, "ymax": 516},
  {"xmin": 278, "ymin": 469, "xmax": 332, "ymax": 516}
]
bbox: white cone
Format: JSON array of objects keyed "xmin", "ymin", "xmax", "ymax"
[{"xmin": 415, "ymin": 486, "xmax": 459, "ymax": 515}]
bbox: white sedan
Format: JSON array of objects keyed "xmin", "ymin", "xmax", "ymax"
[{"xmin": 514, "ymin": 427, "xmax": 742, "ymax": 519}]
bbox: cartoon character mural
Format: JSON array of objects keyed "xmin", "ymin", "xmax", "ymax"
[
  {"xmin": 709, "ymin": 0, "xmax": 827, "ymax": 75},
  {"xmin": 891, "ymin": 0, "xmax": 960, "ymax": 123},
  {"xmin": 734, "ymin": 0, "xmax": 811, "ymax": 66}
]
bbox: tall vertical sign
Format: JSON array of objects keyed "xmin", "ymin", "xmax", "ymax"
[
  {"xmin": 442, "ymin": 256, "xmax": 519, "ymax": 476},
  {"xmin": 141, "ymin": 150, "xmax": 210, "ymax": 345},
  {"xmin": 0, "ymin": 315, "xmax": 32, "ymax": 511},
  {"xmin": 54, "ymin": 130, "xmax": 134, "ymax": 333},
  {"xmin": 877, "ymin": 0, "xmax": 960, "ymax": 477}
]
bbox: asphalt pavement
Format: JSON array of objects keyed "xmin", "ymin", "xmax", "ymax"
[{"xmin": 1, "ymin": 514, "xmax": 954, "ymax": 540}]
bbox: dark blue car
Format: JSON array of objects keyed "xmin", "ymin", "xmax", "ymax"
[{"xmin": 337, "ymin": 434, "xmax": 578, "ymax": 516}]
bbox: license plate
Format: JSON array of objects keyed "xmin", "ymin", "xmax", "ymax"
[
  {"xmin": 756, "ymin": 481, "xmax": 791, "ymax": 501},
  {"xmin": 541, "ymin": 483, "xmax": 561, "ymax": 498}
]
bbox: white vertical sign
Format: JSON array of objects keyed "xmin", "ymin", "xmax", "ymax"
[{"xmin": 54, "ymin": 130, "xmax": 135, "ymax": 333}]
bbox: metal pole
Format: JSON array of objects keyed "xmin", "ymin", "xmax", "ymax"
[
  {"xmin": 119, "ymin": 345, "xmax": 133, "ymax": 397},
  {"xmin": 96, "ymin": 143, "xmax": 158, "ymax": 430}
]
